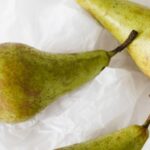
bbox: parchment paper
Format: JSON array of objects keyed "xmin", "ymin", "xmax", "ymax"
[{"xmin": 0, "ymin": 0, "xmax": 149, "ymax": 150}]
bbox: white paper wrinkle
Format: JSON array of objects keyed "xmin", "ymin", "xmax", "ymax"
[{"xmin": 0, "ymin": 0, "xmax": 149, "ymax": 150}]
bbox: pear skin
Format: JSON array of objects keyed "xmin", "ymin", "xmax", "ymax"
[
  {"xmin": 0, "ymin": 31, "xmax": 137, "ymax": 123},
  {"xmin": 56, "ymin": 115, "xmax": 150, "ymax": 150},
  {"xmin": 77, "ymin": 0, "xmax": 150, "ymax": 77}
]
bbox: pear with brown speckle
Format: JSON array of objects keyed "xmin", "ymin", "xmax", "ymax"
[{"xmin": 0, "ymin": 30, "xmax": 137, "ymax": 123}]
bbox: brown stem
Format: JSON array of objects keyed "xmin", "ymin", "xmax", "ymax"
[
  {"xmin": 108, "ymin": 30, "xmax": 138, "ymax": 57},
  {"xmin": 142, "ymin": 115, "xmax": 150, "ymax": 129}
]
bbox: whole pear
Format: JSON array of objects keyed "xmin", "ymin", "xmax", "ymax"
[
  {"xmin": 77, "ymin": 0, "xmax": 150, "ymax": 77},
  {"xmin": 56, "ymin": 115, "xmax": 150, "ymax": 150},
  {"xmin": 0, "ymin": 31, "xmax": 137, "ymax": 123}
]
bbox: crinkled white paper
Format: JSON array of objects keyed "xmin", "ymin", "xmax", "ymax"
[{"xmin": 0, "ymin": 0, "xmax": 149, "ymax": 150}]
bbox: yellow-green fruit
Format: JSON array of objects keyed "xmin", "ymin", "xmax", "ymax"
[
  {"xmin": 0, "ymin": 31, "xmax": 137, "ymax": 123},
  {"xmin": 77, "ymin": 0, "xmax": 150, "ymax": 77},
  {"xmin": 56, "ymin": 115, "xmax": 150, "ymax": 150}
]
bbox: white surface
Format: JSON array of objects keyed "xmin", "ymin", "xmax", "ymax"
[{"xmin": 0, "ymin": 0, "xmax": 149, "ymax": 150}]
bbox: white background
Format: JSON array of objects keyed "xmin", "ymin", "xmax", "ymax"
[{"xmin": 0, "ymin": 0, "xmax": 149, "ymax": 149}]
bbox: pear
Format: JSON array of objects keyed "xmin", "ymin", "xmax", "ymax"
[
  {"xmin": 77, "ymin": 0, "xmax": 150, "ymax": 77},
  {"xmin": 56, "ymin": 115, "xmax": 150, "ymax": 150},
  {"xmin": 0, "ymin": 31, "xmax": 137, "ymax": 123}
]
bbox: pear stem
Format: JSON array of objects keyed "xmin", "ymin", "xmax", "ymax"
[
  {"xmin": 142, "ymin": 115, "xmax": 150, "ymax": 129},
  {"xmin": 108, "ymin": 30, "xmax": 138, "ymax": 57}
]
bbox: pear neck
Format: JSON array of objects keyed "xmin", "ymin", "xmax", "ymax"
[
  {"xmin": 108, "ymin": 30, "xmax": 138, "ymax": 58},
  {"xmin": 142, "ymin": 115, "xmax": 150, "ymax": 129}
]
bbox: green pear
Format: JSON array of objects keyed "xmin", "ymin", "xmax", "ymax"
[
  {"xmin": 77, "ymin": 0, "xmax": 150, "ymax": 77},
  {"xmin": 0, "ymin": 31, "xmax": 137, "ymax": 123},
  {"xmin": 56, "ymin": 115, "xmax": 150, "ymax": 150}
]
